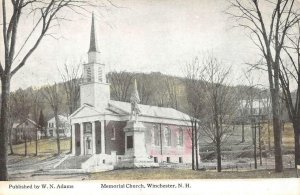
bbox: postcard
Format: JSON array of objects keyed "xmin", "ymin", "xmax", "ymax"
[{"xmin": 1, "ymin": 0, "xmax": 300, "ymax": 194}]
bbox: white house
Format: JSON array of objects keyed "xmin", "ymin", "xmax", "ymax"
[{"xmin": 47, "ymin": 115, "xmax": 71, "ymax": 137}]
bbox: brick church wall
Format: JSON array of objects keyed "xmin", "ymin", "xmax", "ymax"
[
  {"xmin": 105, "ymin": 120, "xmax": 127, "ymax": 155},
  {"xmin": 104, "ymin": 120, "xmax": 193, "ymax": 163}
]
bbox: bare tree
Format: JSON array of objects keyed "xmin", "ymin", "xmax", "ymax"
[
  {"xmin": 227, "ymin": 0, "xmax": 300, "ymax": 172},
  {"xmin": 185, "ymin": 57, "xmax": 204, "ymax": 170},
  {"xmin": 0, "ymin": 0, "xmax": 96, "ymax": 181},
  {"xmin": 279, "ymin": 20, "xmax": 300, "ymax": 166},
  {"xmin": 108, "ymin": 71, "xmax": 135, "ymax": 102},
  {"xmin": 10, "ymin": 89, "xmax": 32, "ymax": 156},
  {"xmin": 60, "ymin": 63, "xmax": 81, "ymax": 114},
  {"xmin": 59, "ymin": 62, "xmax": 81, "ymax": 152},
  {"xmin": 136, "ymin": 73, "xmax": 157, "ymax": 105},
  {"xmin": 185, "ymin": 55, "xmax": 236, "ymax": 172},
  {"xmin": 42, "ymin": 83, "xmax": 63, "ymax": 155},
  {"xmin": 164, "ymin": 76, "xmax": 179, "ymax": 110}
]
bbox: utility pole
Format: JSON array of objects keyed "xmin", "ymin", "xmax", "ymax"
[
  {"xmin": 258, "ymin": 99, "xmax": 262, "ymax": 166},
  {"xmin": 258, "ymin": 117, "xmax": 262, "ymax": 166},
  {"xmin": 252, "ymin": 117, "xmax": 257, "ymax": 169}
]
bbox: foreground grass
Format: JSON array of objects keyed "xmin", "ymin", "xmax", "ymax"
[
  {"xmin": 10, "ymin": 138, "xmax": 71, "ymax": 156},
  {"xmin": 89, "ymin": 168, "xmax": 298, "ymax": 180}
]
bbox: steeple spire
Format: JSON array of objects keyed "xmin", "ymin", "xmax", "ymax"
[{"xmin": 89, "ymin": 13, "xmax": 99, "ymax": 52}]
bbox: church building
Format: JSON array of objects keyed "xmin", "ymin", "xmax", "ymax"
[{"xmin": 70, "ymin": 15, "xmax": 194, "ymax": 170}]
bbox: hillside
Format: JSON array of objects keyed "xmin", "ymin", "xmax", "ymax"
[{"xmin": 12, "ymin": 71, "xmax": 266, "ymax": 123}]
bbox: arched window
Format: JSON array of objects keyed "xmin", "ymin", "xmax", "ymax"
[
  {"xmin": 152, "ymin": 125, "xmax": 160, "ymax": 146},
  {"xmin": 98, "ymin": 67, "xmax": 103, "ymax": 82},
  {"xmin": 164, "ymin": 126, "xmax": 171, "ymax": 146},
  {"xmin": 111, "ymin": 125, "xmax": 116, "ymax": 140},
  {"xmin": 86, "ymin": 67, "xmax": 92, "ymax": 82},
  {"xmin": 177, "ymin": 128, "xmax": 183, "ymax": 146}
]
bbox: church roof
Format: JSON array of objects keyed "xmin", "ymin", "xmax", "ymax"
[
  {"xmin": 89, "ymin": 13, "xmax": 99, "ymax": 52},
  {"xmin": 108, "ymin": 100, "xmax": 191, "ymax": 121}
]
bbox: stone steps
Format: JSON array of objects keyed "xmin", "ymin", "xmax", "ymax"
[{"xmin": 55, "ymin": 155, "xmax": 92, "ymax": 169}]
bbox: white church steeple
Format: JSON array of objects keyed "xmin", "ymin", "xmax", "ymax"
[{"xmin": 80, "ymin": 14, "xmax": 110, "ymax": 110}]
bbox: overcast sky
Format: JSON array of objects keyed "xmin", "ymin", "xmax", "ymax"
[{"xmin": 4, "ymin": 0, "xmax": 266, "ymax": 91}]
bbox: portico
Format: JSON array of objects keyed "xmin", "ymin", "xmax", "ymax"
[{"xmin": 72, "ymin": 118, "xmax": 106, "ymax": 156}]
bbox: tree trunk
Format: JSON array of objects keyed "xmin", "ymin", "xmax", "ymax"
[
  {"xmin": 69, "ymin": 106, "xmax": 72, "ymax": 153},
  {"xmin": 292, "ymin": 121, "xmax": 300, "ymax": 167},
  {"xmin": 268, "ymin": 119, "xmax": 271, "ymax": 151},
  {"xmin": 273, "ymin": 116, "xmax": 283, "ymax": 172},
  {"xmin": 259, "ymin": 122, "xmax": 262, "ymax": 166},
  {"xmin": 254, "ymin": 122, "xmax": 257, "ymax": 169},
  {"xmin": 242, "ymin": 122, "xmax": 245, "ymax": 143},
  {"xmin": 195, "ymin": 122, "xmax": 199, "ymax": 170},
  {"xmin": 216, "ymin": 125, "xmax": 221, "ymax": 172},
  {"xmin": 216, "ymin": 136, "xmax": 221, "ymax": 172},
  {"xmin": 35, "ymin": 128, "xmax": 38, "ymax": 156},
  {"xmin": 271, "ymin": 69, "xmax": 283, "ymax": 172},
  {"xmin": 191, "ymin": 120, "xmax": 195, "ymax": 170},
  {"xmin": 9, "ymin": 123, "xmax": 14, "ymax": 155},
  {"xmin": 54, "ymin": 113, "xmax": 61, "ymax": 155},
  {"xmin": 70, "ymin": 126, "xmax": 72, "ymax": 153},
  {"xmin": 0, "ymin": 76, "xmax": 11, "ymax": 180},
  {"xmin": 24, "ymin": 131, "xmax": 27, "ymax": 156}
]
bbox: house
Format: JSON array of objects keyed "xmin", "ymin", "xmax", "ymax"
[
  {"xmin": 69, "ymin": 14, "xmax": 195, "ymax": 170},
  {"xmin": 47, "ymin": 115, "xmax": 71, "ymax": 137},
  {"xmin": 11, "ymin": 119, "xmax": 41, "ymax": 144},
  {"xmin": 239, "ymin": 99, "xmax": 271, "ymax": 117}
]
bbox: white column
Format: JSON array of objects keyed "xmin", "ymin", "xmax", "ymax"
[
  {"xmin": 101, "ymin": 121, "xmax": 105, "ymax": 154},
  {"xmin": 80, "ymin": 123, "xmax": 84, "ymax": 155},
  {"xmin": 92, "ymin": 121, "xmax": 96, "ymax": 154},
  {"xmin": 72, "ymin": 124, "xmax": 76, "ymax": 155}
]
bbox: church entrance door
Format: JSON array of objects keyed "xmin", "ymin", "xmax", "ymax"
[{"xmin": 84, "ymin": 135, "xmax": 92, "ymax": 155}]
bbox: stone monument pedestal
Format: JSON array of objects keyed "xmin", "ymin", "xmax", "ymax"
[{"xmin": 116, "ymin": 120, "xmax": 158, "ymax": 168}]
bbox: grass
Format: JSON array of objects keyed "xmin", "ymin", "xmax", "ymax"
[
  {"xmin": 10, "ymin": 137, "xmax": 71, "ymax": 156},
  {"xmin": 89, "ymin": 168, "xmax": 298, "ymax": 180},
  {"xmin": 262, "ymin": 122, "xmax": 295, "ymax": 150}
]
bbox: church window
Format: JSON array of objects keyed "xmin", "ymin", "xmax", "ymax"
[
  {"xmin": 127, "ymin": 136, "xmax": 133, "ymax": 149},
  {"xmin": 166, "ymin": 157, "xmax": 170, "ymax": 163},
  {"xmin": 84, "ymin": 122, "xmax": 92, "ymax": 133},
  {"xmin": 177, "ymin": 128, "xmax": 183, "ymax": 146},
  {"xmin": 152, "ymin": 125, "xmax": 160, "ymax": 146},
  {"xmin": 86, "ymin": 67, "xmax": 92, "ymax": 82},
  {"xmin": 179, "ymin": 157, "xmax": 183, "ymax": 163},
  {"xmin": 111, "ymin": 125, "xmax": 116, "ymax": 140},
  {"xmin": 98, "ymin": 67, "xmax": 103, "ymax": 82},
  {"xmin": 164, "ymin": 127, "xmax": 171, "ymax": 146}
]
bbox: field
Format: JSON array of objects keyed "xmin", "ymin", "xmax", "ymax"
[
  {"xmin": 262, "ymin": 122, "xmax": 295, "ymax": 150},
  {"xmin": 8, "ymin": 138, "xmax": 71, "ymax": 165},
  {"xmin": 10, "ymin": 137, "xmax": 71, "ymax": 156}
]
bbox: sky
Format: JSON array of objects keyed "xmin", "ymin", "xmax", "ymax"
[{"xmin": 2, "ymin": 0, "xmax": 266, "ymax": 91}]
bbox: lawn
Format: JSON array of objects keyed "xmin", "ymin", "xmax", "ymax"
[
  {"xmin": 89, "ymin": 168, "xmax": 298, "ymax": 180},
  {"xmin": 10, "ymin": 137, "xmax": 71, "ymax": 156},
  {"xmin": 262, "ymin": 122, "xmax": 295, "ymax": 150}
]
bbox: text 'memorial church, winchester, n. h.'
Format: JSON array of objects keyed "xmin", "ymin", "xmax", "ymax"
[{"xmin": 69, "ymin": 14, "xmax": 194, "ymax": 171}]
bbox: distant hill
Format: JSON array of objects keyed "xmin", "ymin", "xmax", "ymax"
[{"xmin": 10, "ymin": 71, "xmax": 268, "ymax": 123}]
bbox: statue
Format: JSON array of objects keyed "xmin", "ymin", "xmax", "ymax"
[{"xmin": 130, "ymin": 79, "xmax": 141, "ymax": 121}]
